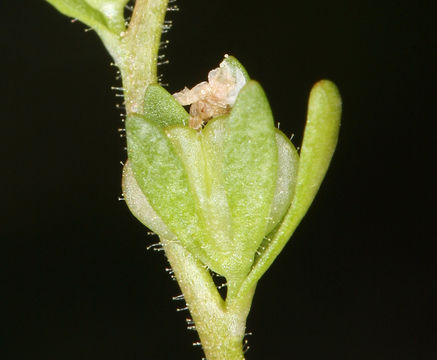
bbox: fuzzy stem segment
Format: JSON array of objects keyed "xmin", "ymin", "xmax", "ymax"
[
  {"xmin": 162, "ymin": 238, "xmax": 255, "ymax": 360},
  {"xmin": 119, "ymin": 0, "xmax": 169, "ymax": 114}
]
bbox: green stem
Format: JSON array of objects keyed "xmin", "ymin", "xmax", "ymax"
[
  {"xmin": 162, "ymin": 238, "xmax": 254, "ymax": 360},
  {"xmin": 119, "ymin": 0, "xmax": 169, "ymax": 114}
]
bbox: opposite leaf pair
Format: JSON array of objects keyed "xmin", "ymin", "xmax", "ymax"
[
  {"xmin": 123, "ymin": 57, "xmax": 299, "ymax": 288},
  {"xmin": 122, "ymin": 56, "xmax": 341, "ymax": 297}
]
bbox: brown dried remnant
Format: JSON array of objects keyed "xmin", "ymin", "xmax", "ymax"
[{"xmin": 173, "ymin": 59, "xmax": 244, "ymax": 129}]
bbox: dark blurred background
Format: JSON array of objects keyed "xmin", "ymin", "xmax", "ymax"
[{"xmin": 2, "ymin": 1, "xmax": 436, "ymax": 359}]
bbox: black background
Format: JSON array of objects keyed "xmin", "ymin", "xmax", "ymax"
[{"xmin": 2, "ymin": 1, "xmax": 436, "ymax": 359}]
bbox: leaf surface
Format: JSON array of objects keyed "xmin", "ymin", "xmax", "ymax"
[
  {"xmin": 126, "ymin": 114, "xmax": 207, "ymax": 262},
  {"xmin": 46, "ymin": 0, "xmax": 128, "ymax": 33},
  {"xmin": 143, "ymin": 85, "xmax": 190, "ymax": 128},
  {"xmin": 223, "ymin": 80, "xmax": 278, "ymax": 278}
]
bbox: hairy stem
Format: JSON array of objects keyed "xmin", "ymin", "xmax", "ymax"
[
  {"xmin": 119, "ymin": 0, "xmax": 169, "ymax": 114},
  {"xmin": 162, "ymin": 238, "xmax": 254, "ymax": 360}
]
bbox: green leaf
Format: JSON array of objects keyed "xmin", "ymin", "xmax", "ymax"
[
  {"xmin": 85, "ymin": 0, "xmax": 129, "ymax": 32},
  {"xmin": 126, "ymin": 114, "xmax": 209, "ymax": 263},
  {"xmin": 292, "ymin": 80, "xmax": 341, "ymax": 214},
  {"xmin": 143, "ymin": 85, "xmax": 190, "ymax": 128},
  {"xmin": 199, "ymin": 116, "xmax": 235, "ymax": 274},
  {"xmin": 165, "ymin": 116, "xmax": 251, "ymax": 278},
  {"xmin": 46, "ymin": 0, "xmax": 128, "ymax": 33},
  {"xmin": 45, "ymin": 0, "xmax": 128, "ymax": 59},
  {"xmin": 122, "ymin": 161, "xmax": 178, "ymax": 243},
  {"xmin": 164, "ymin": 122, "xmax": 235, "ymax": 275},
  {"xmin": 239, "ymin": 80, "xmax": 341, "ymax": 297},
  {"xmin": 222, "ymin": 80, "xmax": 278, "ymax": 279}
]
